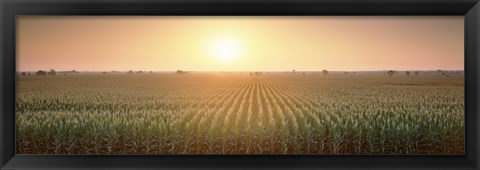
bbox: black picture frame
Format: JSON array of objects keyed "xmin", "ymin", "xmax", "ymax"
[{"xmin": 1, "ymin": 0, "xmax": 479, "ymax": 169}]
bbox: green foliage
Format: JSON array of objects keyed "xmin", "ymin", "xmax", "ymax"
[{"xmin": 16, "ymin": 74, "xmax": 464, "ymax": 154}]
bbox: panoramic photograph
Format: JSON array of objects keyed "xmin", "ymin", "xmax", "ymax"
[{"xmin": 16, "ymin": 16, "xmax": 464, "ymax": 154}]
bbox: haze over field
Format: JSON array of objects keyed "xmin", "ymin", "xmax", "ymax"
[{"xmin": 17, "ymin": 16, "xmax": 463, "ymax": 72}]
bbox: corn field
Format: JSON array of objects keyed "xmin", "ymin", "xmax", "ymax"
[{"xmin": 16, "ymin": 74, "xmax": 464, "ymax": 154}]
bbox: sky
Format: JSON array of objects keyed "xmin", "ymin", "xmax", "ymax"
[{"xmin": 17, "ymin": 16, "xmax": 464, "ymax": 72}]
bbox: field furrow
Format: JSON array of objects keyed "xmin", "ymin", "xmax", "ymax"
[{"xmin": 16, "ymin": 74, "xmax": 465, "ymax": 154}]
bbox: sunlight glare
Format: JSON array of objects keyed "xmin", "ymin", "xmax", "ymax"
[{"xmin": 212, "ymin": 39, "xmax": 240, "ymax": 62}]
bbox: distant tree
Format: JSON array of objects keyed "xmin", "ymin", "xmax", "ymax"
[
  {"xmin": 292, "ymin": 69, "xmax": 296, "ymax": 74},
  {"xmin": 48, "ymin": 69, "xmax": 56, "ymax": 76},
  {"xmin": 387, "ymin": 70, "xmax": 395, "ymax": 76},
  {"xmin": 149, "ymin": 71, "xmax": 153, "ymax": 74},
  {"xmin": 406, "ymin": 71, "xmax": 410, "ymax": 77},
  {"xmin": 322, "ymin": 69, "xmax": 329, "ymax": 76},
  {"xmin": 102, "ymin": 71, "xmax": 107, "ymax": 74},
  {"xmin": 36, "ymin": 70, "xmax": 47, "ymax": 76},
  {"xmin": 21, "ymin": 72, "xmax": 26, "ymax": 76},
  {"xmin": 255, "ymin": 72, "xmax": 263, "ymax": 76},
  {"xmin": 176, "ymin": 70, "xmax": 187, "ymax": 75},
  {"xmin": 136, "ymin": 70, "xmax": 144, "ymax": 74},
  {"xmin": 28, "ymin": 72, "xmax": 31, "ymax": 76},
  {"xmin": 415, "ymin": 71, "xmax": 420, "ymax": 77},
  {"xmin": 436, "ymin": 69, "xmax": 446, "ymax": 76},
  {"xmin": 127, "ymin": 70, "xmax": 134, "ymax": 74},
  {"xmin": 60, "ymin": 70, "xmax": 80, "ymax": 74}
]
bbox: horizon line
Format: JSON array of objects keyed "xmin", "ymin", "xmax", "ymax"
[{"xmin": 17, "ymin": 69, "xmax": 466, "ymax": 72}]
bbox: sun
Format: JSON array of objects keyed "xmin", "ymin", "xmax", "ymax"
[{"xmin": 211, "ymin": 39, "xmax": 240, "ymax": 61}]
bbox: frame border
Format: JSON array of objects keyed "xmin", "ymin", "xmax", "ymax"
[{"xmin": 1, "ymin": 0, "xmax": 479, "ymax": 169}]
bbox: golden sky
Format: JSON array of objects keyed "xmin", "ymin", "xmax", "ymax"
[{"xmin": 17, "ymin": 16, "xmax": 464, "ymax": 72}]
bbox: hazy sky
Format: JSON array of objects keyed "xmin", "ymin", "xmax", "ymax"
[{"xmin": 17, "ymin": 16, "xmax": 464, "ymax": 72}]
